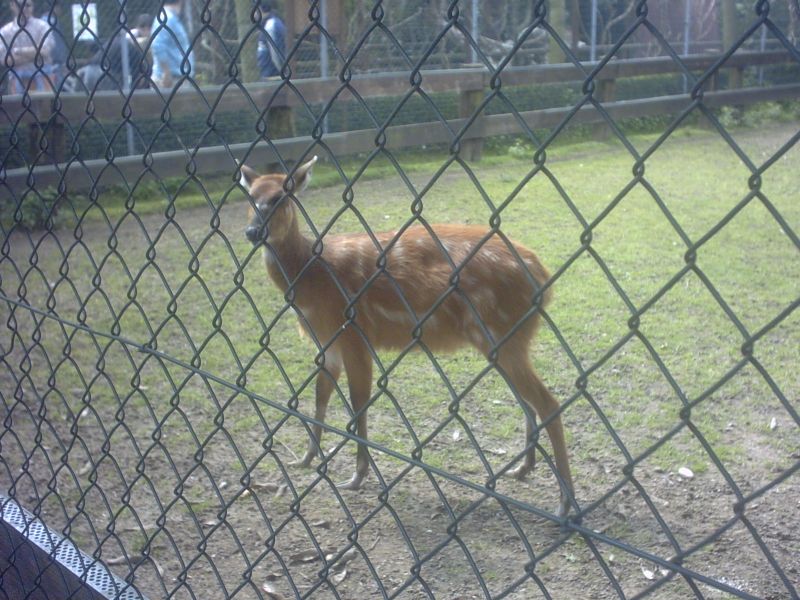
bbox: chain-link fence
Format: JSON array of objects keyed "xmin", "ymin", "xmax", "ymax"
[{"xmin": 2, "ymin": 0, "xmax": 799, "ymax": 598}]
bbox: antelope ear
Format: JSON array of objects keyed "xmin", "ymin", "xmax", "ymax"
[
  {"xmin": 238, "ymin": 164, "xmax": 259, "ymax": 193},
  {"xmin": 291, "ymin": 155, "xmax": 318, "ymax": 193}
]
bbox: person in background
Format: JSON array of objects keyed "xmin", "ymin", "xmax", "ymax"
[
  {"xmin": 41, "ymin": 2, "xmax": 68, "ymax": 87},
  {"xmin": 130, "ymin": 13, "xmax": 152, "ymax": 46},
  {"xmin": 1, "ymin": 0, "xmax": 54, "ymax": 92},
  {"xmin": 150, "ymin": 0, "xmax": 194, "ymax": 89},
  {"xmin": 257, "ymin": 1, "xmax": 286, "ymax": 79},
  {"xmin": 100, "ymin": 14, "xmax": 152, "ymax": 89}
]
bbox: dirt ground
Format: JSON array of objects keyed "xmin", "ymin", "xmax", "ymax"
[{"xmin": 1, "ymin": 127, "xmax": 799, "ymax": 599}]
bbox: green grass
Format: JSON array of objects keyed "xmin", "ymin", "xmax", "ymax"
[{"xmin": 2, "ymin": 119, "xmax": 798, "ymax": 517}]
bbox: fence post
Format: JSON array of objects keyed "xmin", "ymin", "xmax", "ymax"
[
  {"xmin": 592, "ymin": 75, "xmax": 616, "ymax": 138},
  {"xmin": 27, "ymin": 119, "xmax": 66, "ymax": 166},
  {"xmin": 548, "ymin": 0, "xmax": 567, "ymax": 64},
  {"xmin": 470, "ymin": 0, "xmax": 479, "ymax": 64},
  {"xmin": 268, "ymin": 104, "xmax": 295, "ymax": 139},
  {"xmin": 721, "ymin": 0, "xmax": 743, "ymax": 88},
  {"xmin": 459, "ymin": 82, "xmax": 484, "ymax": 161},
  {"xmin": 682, "ymin": 0, "xmax": 691, "ymax": 93},
  {"xmin": 590, "ymin": 0, "xmax": 598, "ymax": 62}
]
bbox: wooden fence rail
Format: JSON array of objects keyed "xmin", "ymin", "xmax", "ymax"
[{"xmin": 2, "ymin": 50, "xmax": 796, "ymax": 194}]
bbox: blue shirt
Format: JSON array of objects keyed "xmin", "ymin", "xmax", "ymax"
[
  {"xmin": 257, "ymin": 14, "xmax": 286, "ymax": 78},
  {"xmin": 150, "ymin": 5, "xmax": 194, "ymax": 81}
]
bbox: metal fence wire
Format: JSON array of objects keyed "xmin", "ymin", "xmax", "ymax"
[{"xmin": 1, "ymin": 0, "xmax": 799, "ymax": 598}]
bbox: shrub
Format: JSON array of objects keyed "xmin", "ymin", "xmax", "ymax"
[{"xmin": 1, "ymin": 187, "xmax": 63, "ymax": 231}]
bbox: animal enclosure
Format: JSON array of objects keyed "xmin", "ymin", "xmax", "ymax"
[{"xmin": 1, "ymin": 1, "xmax": 799, "ymax": 599}]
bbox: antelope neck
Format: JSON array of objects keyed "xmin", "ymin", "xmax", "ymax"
[{"xmin": 264, "ymin": 220, "xmax": 314, "ymax": 290}]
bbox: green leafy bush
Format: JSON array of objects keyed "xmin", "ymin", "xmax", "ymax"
[{"xmin": 1, "ymin": 187, "xmax": 63, "ymax": 231}]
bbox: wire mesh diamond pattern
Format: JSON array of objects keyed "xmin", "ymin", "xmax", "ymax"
[{"xmin": 1, "ymin": 1, "xmax": 798, "ymax": 599}]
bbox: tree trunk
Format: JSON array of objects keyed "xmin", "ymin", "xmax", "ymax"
[
  {"xmin": 234, "ymin": 0, "xmax": 260, "ymax": 82},
  {"xmin": 569, "ymin": 0, "xmax": 581, "ymax": 54},
  {"xmin": 548, "ymin": 0, "xmax": 567, "ymax": 63},
  {"xmin": 789, "ymin": 0, "xmax": 800, "ymax": 46},
  {"xmin": 720, "ymin": 0, "xmax": 742, "ymax": 88}
]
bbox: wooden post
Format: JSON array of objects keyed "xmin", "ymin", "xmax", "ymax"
[
  {"xmin": 267, "ymin": 105, "xmax": 295, "ymax": 139},
  {"xmin": 592, "ymin": 77, "xmax": 616, "ymax": 139},
  {"xmin": 234, "ymin": 0, "xmax": 260, "ymax": 82},
  {"xmin": 721, "ymin": 0, "xmax": 742, "ymax": 89},
  {"xmin": 459, "ymin": 87, "xmax": 485, "ymax": 161},
  {"xmin": 548, "ymin": 0, "xmax": 568, "ymax": 64},
  {"xmin": 27, "ymin": 119, "xmax": 65, "ymax": 166},
  {"xmin": 263, "ymin": 88, "xmax": 295, "ymax": 171}
]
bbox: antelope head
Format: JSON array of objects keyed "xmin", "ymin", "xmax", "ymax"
[{"xmin": 242, "ymin": 156, "xmax": 318, "ymax": 246}]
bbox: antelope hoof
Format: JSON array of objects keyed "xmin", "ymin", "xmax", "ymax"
[
  {"xmin": 289, "ymin": 451, "xmax": 315, "ymax": 469},
  {"xmin": 556, "ymin": 495, "xmax": 571, "ymax": 519},
  {"xmin": 337, "ymin": 471, "xmax": 366, "ymax": 490},
  {"xmin": 507, "ymin": 459, "xmax": 535, "ymax": 480}
]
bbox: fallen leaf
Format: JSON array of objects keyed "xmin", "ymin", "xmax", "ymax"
[
  {"xmin": 153, "ymin": 557, "xmax": 165, "ymax": 577},
  {"xmin": 106, "ymin": 555, "xmax": 158, "ymax": 574},
  {"xmin": 262, "ymin": 581, "xmax": 284, "ymax": 599},
  {"xmin": 338, "ymin": 548, "xmax": 358, "ymax": 566},
  {"xmin": 251, "ymin": 482, "xmax": 280, "ymax": 493},
  {"xmin": 488, "ymin": 447, "xmax": 507, "ymax": 456},
  {"xmin": 289, "ymin": 550, "xmax": 319, "ymax": 564}
]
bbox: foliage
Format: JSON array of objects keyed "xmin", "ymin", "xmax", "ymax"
[
  {"xmin": 716, "ymin": 100, "xmax": 800, "ymax": 129},
  {"xmin": 1, "ymin": 187, "xmax": 63, "ymax": 231}
]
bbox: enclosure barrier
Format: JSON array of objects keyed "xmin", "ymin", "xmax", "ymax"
[
  {"xmin": 3, "ymin": 48, "xmax": 800, "ymax": 192},
  {"xmin": 1, "ymin": 1, "xmax": 799, "ymax": 599}
]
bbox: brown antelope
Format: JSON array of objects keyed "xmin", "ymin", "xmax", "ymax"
[{"xmin": 241, "ymin": 156, "xmax": 574, "ymax": 517}]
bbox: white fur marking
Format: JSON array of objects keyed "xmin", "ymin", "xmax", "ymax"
[
  {"xmin": 373, "ymin": 304, "xmax": 411, "ymax": 325},
  {"xmin": 425, "ymin": 314, "xmax": 439, "ymax": 330},
  {"xmin": 468, "ymin": 328, "xmax": 486, "ymax": 346},
  {"xmin": 240, "ymin": 171, "xmax": 251, "ymax": 193}
]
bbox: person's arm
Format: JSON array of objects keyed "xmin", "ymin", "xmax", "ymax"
[
  {"xmin": 2, "ymin": 24, "xmax": 38, "ymax": 64},
  {"xmin": 158, "ymin": 59, "xmax": 172, "ymax": 86},
  {"xmin": 37, "ymin": 19, "xmax": 54, "ymax": 60},
  {"xmin": 150, "ymin": 25, "xmax": 173, "ymax": 86}
]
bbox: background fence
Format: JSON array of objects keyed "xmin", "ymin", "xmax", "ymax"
[{"xmin": 1, "ymin": 0, "xmax": 799, "ymax": 599}]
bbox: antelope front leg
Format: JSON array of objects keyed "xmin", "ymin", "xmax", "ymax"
[
  {"xmin": 292, "ymin": 354, "xmax": 341, "ymax": 468},
  {"xmin": 338, "ymin": 350, "xmax": 372, "ymax": 490}
]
